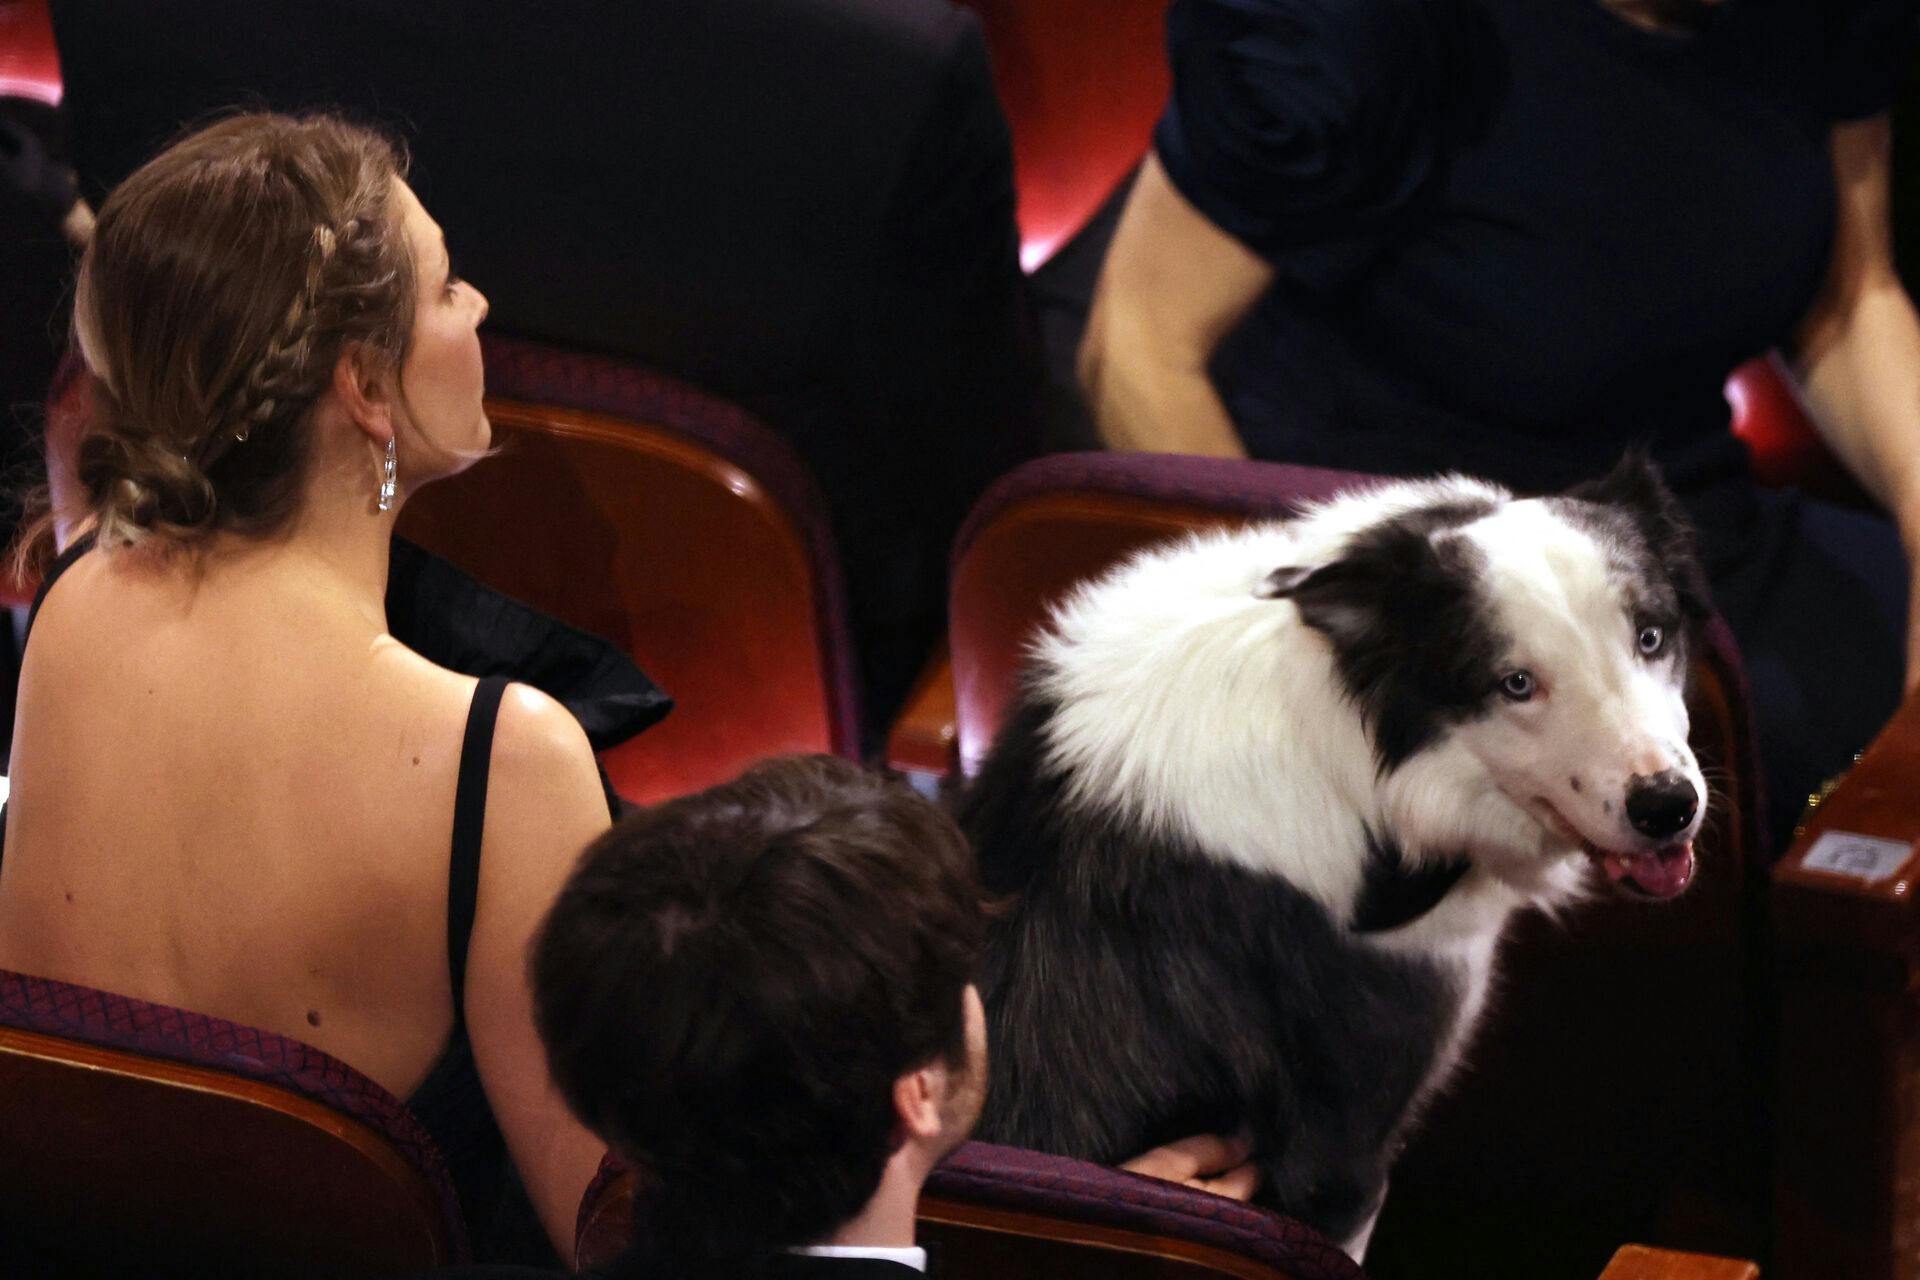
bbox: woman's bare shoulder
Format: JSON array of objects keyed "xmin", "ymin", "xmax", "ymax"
[
  {"xmin": 367, "ymin": 650, "xmax": 596, "ymax": 768},
  {"xmin": 486, "ymin": 683, "xmax": 601, "ymax": 803}
]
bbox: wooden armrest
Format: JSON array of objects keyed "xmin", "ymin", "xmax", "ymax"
[
  {"xmin": 1770, "ymin": 689, "xmax": 1920, "ymax": 1280},
  {"xmin": 1771, "ymin": 689, "xmax": 1920, "ymax": 970},
  {"xmin": 1595, "ymin": 1244, "xmax": 1758, "ymax": 1280},
  {"xmin": 887, "ymin": 643, "xmax": 958, "ymax": 784}
]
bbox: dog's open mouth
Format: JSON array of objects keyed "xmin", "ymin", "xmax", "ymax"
[
  {"xmin": 1585, "ymin": 840, "xmax": 1695, "ymax": 899},
  {"xmin": 1536, "ymin": 802, "xmax": 1695, "ymax": 899}
]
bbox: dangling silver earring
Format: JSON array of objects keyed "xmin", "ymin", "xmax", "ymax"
[{"xmin": 377, "ymin": 437, "xmax": 397, "ymax": 512}]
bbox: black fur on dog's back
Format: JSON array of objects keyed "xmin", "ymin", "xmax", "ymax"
[{"xmin": 961, "ymin": 695, "xmax": 1464, "ymax": 1243}]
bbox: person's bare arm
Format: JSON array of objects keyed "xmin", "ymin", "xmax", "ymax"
[
  {"xmin": 464, "ymin": 685, "xmax": 615, "ymax": 1262},
  {"xmin": 1078, "ymin": 153, "xmax": 1274, "ymax": 458},
  {"xmin": 1792, "ymin": 114, "xmax": 1920, "ymax": 690}
]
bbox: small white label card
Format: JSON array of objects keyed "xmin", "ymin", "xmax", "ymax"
[{"xmin": 1801, "ymin": 830, "xmax": 1916, "ymax": 884}]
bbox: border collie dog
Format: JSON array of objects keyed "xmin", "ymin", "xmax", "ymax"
[{"xmin": 960, "ymin": 455, "xmax": 1713, "ymax": 1258}]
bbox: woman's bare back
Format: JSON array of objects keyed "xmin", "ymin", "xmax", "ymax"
[{"xmin": 0, "ymin": 539, "xmax": 484, "ymax": 1097}]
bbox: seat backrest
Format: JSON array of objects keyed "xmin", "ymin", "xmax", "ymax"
[
  {"xmin": 921, "ymin": 1141, "xmax": 1365, "ymax": 1280},
  {"xmin": 957, "ymin": 0, "xmax": 1171, "ymax": 269},
  {"xmin": 0, "ymin": 968, "xmax": 466, "ymax": 1272},
  {"xmin": 1724, "ymin": 352, "xmax": 1856, "ymax": 499},
  {"xmin": 949, "ymin": 452, "xmax": 1364, "ymax": 775},
  {"xmin": 946, "ymin": 453, "xmax": 1772, "ymax": 1273},
  {"xmin": 571, "ymin": 1144, "xmax": 1363, "ymax": 1280},
  {"xmin": 398, "ymin": 335, "xmax": 861, "ymax": 805},
  {"xmin": 0, "ymin": 0, "xmax": 62, "ymax": 104}
]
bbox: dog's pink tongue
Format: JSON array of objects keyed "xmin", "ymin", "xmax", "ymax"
[{"xmin": 1607, "ymin": 842, "xmax": 1695, "ymax": 898}]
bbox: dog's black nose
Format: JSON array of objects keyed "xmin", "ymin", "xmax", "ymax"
[{"xmin": 1626, "ymin": 771, "xmax": 1698, "ymax": 839}]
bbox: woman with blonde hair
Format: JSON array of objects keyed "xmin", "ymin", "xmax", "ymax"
[{"xmin": 0, "ymin": 113, "xmax": 610, "ymax": 1263}]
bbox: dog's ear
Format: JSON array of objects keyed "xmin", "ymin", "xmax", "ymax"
[
  {"xmin": 1255, "ymin": 566, "xmax": 1314, "ymax": 598},
  {"xmin": 1564, "ymin": 450, "xmax": 1712, "ymax": 624},
  {"xmin": 1562, "ymin": 448, "xmax": 1668, "ymax": 516},
  {"xmin": 1267, "ymin": 523, "xmax": 1494, "ymax": 767},
  {"xmin": 1261, "ymin": 557, "xmax": 1381, "ymax": 652},
  {"xmin": 1262, "ymin": 525, "xmax": 1456, "ymax": 653}
]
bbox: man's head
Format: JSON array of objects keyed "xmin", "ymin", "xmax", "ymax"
[{"xmin": 532, "ymin": 754, "xmax": 987, "ymax": 1271}]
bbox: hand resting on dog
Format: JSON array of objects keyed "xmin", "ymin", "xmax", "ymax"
[{"xmin": 1122, "ymin": 1132, "xmax": 1262, "ymax": 1200}]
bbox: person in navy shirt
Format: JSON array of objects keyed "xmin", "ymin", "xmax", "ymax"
[{"xmin": 1081, "ymin": 0, "xmax": 1920, "ymax": 847}]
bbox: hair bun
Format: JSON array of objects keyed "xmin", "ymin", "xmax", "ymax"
[{"xmin": 78, "ymin": 416, "xmax": 218, "ymax": 545}]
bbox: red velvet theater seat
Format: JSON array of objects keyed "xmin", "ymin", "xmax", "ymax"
[
  {"xmin": 397, "ymin": 335, "xmax": 861, "ymax": 805},
  {"xmin": 0, "ymin": 0, "xmax": 62, "ymax": 105},
  {"xmin": 1724, "ymin": 352, "xmax": 1861, "ymax": 502},
  {"xmin": 957, "ymin": 0, "xmax": 1170, "ymax": 270},
  {"xmin": 0, "ymin": 968, "xmax": 468, "ymax": 1272}
]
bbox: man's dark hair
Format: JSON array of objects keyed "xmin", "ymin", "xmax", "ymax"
[{"xmin": 531, "ymin": 754, "xmax": 987, "ymax": 1275}]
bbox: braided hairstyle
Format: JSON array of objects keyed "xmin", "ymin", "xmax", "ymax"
[{"xmin": 19, "ymin": 112, "xmax": 415, "ymax": 569}]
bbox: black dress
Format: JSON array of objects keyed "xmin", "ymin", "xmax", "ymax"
[{"xmin": 1156, "ymin": 0, "xmax": 1918, "ymax": 846}]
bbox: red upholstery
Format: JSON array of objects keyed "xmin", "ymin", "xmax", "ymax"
[
  {"xmin": 959, "ymin": 0, "xmax": 1170, "ymax": 269},
  {"xmin": 0, "ymin": 0, "xmax": 62, "ymax": 105},
  {"xmin": 398, "ymin": 334, "xmax": 861, "ymax": 805},
  {"xmin": 1724, "ymin": 352, "xmax": 1857, "ymax": 498},
  {"xmin": 0, "ymin": 967, "xmax": 468, "ymax": 1270}
]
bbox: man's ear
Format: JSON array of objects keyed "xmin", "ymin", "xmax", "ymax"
[
  {"xmin": 891, "ymin": 1063, "xmax": 946, "ymax": 1144},
  {"xmin": 330, "ymin": 342, "xmax": 395, "ymax": 445}
]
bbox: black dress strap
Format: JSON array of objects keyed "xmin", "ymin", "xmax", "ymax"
[
  {"xmin": 24, "ymin": 531, "xmax": 99, "ymax": 644},
  {"xmin": 448, "ymin": 676, "xmax": 510, "ymax": 1017}
]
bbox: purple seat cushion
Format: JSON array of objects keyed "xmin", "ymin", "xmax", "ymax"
[
  {"xmin": 572, "ymin": 1143, "xmax": 1363, "ymax": 1279},
  {"xmin": 0, "ymin": 968, "xmax": 470, "ymax": 1261},
  {"xmin": 928, "ymin": 1141, "xmax": 1366, "ymax": 1280},
  {"xmin": 479, "ymin": 333, "xmax": 861, "ymax": 753},
  {"xmin": 952, "ymin": 452, "xmax": 1380, "ymax": 575}
]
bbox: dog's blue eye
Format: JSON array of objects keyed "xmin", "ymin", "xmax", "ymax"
[
  {"xmin": 1499, "ymin": 670, "xmax": 1535, "ymax": 702},
  {"xmin": 1637, "ymin": 625, "xmax": 1665, "ymax": 657}
]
